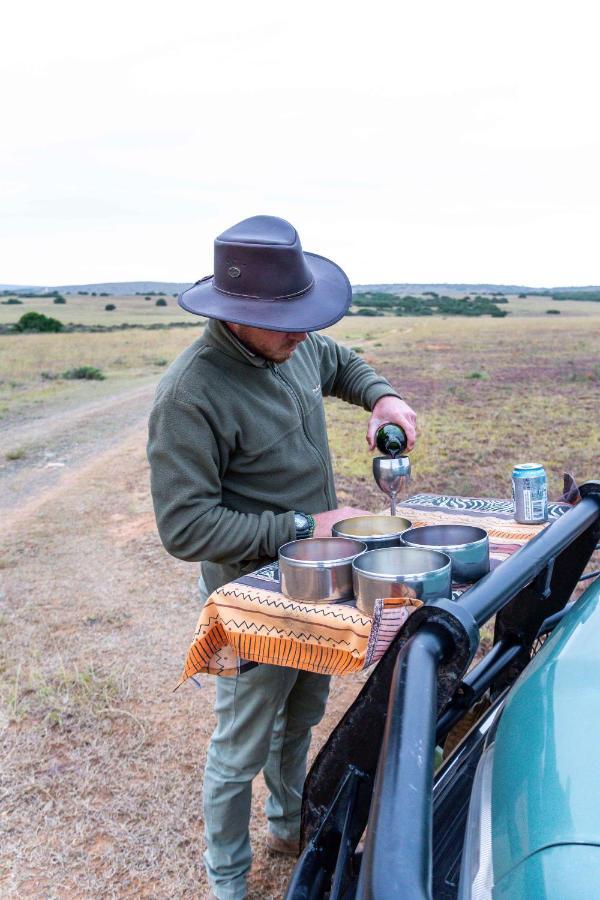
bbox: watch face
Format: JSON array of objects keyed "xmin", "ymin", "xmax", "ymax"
[{"xmin": 294, "ymin": 513, "xmax": 308, "ymax": 531}]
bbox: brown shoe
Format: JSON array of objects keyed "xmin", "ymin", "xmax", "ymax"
[{"xmin": 266, "ymin": 832, "xmax": 300, "ymax": 857}]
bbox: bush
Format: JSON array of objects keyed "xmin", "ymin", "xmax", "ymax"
[
  {"xmin": 15, "ymin": 311, "xmax": 63, "ymax": 333},
  {"xmin": 105, "ymin": 304, "xmax": 116, "ymax": 311},
  {"xmin": 53, "ymin": 296, "xmax": 67, "ymax": 304},
  {"xmin": 354, "ymin": 307, "xmax": 382, "ymax": 316},
  {"xmin": 145, "ymin": 296, "xmax": 152, "ymax": 301},
  {"xmin": 62, "ymin": 366, "xmax": 105, "ymax": 381},
  {"xmin": 490, "ymin": 307, "xmax": 508, "ymax": 317},
  {"xmin": 155, "ymin": 298, "xmax": 167, "ymax": 307},
  {"xmin": 1, "ymin": 298, "xmax": 23, "ymax": 305},
  {"xmin": 546, "ymin": 309, "xmax": 561, "ymax": 314}
]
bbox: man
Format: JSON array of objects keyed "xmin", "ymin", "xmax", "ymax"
[{"xmin": 147, "ymin": 215, "xmax": 416, "ymax": 900}]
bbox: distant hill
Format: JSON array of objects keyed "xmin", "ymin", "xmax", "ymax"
[
  {"xmin": 1, "ymin": 281, "xmax": 600, "ymax": 296},
  {"xmin": 0, "ymin": 281, "xmax": 194, "ymax": 296},
  {"xmin": 351, "ymin": 283, "xmax": 600, "ymax": 295}
]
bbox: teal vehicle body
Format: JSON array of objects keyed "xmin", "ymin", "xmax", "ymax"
[{"xmin": 490, "ymin": 575, "xmax": 600, "ymax": 897}]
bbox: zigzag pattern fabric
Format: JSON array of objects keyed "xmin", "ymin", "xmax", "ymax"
[{"xmin": 179, "ymin": 495, "xmax": 570, "ymax": 681}]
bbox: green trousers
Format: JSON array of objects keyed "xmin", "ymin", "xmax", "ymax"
[{"xmin": 203, "ymin": 662, "xmax": 331, "ymax": 900}]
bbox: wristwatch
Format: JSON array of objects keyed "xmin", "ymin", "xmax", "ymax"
[{"xmin": 294, "ymin": 511, "xmax": 315, "ymax": 539}]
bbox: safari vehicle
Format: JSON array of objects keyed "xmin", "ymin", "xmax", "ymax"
[{"xmin": 286, "ymin": 481, "xmax": 600, "ymax": 899}]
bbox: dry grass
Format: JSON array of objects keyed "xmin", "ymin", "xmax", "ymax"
[
  {"xmin": 1, "ymin": 300, "xmax": 599, "ymax": 897},
  {"xmin": 0, "ymin": 328, "xmax": 207, "ymax": 420},
  {"xmin": 326, "ymin": 313, "xmax": 600, "ymax": 500},
  {"xmin": 0, "ymin": 294, "xmax": 193, "ymax": 327}
]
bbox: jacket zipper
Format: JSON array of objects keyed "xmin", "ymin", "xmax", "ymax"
[{"xmin": 270, "ymin": 363, "xmax": 334, "ymax": 508}]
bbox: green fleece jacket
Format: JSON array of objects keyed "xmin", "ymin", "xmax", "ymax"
[{"xmin": 147, "ymin": 319, "xmax": 400, "ymax": 596}]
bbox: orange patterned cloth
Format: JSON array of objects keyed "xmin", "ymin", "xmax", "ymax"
[{"xmin": 179, "ymin": 495, "xmax": 570, "ymax": 682}]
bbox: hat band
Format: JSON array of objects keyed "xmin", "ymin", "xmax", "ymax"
[{"xmin": 211, "ymin": 276, "xmax": 315, "ymax": 302}]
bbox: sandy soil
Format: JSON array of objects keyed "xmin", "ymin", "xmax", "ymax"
[{"xmin": 0, "ymin": 384, "xmax": 365, "ymax": 899}]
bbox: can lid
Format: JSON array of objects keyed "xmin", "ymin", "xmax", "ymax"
[{"xmin": 512, "ymin": 463, "xmax": 545, "ymax": 476}]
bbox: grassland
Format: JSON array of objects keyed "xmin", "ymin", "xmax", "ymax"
[
  {"xmin": 0, "ymin": 293, "xmax": 193, "ymax": 327},
  {"xmin": 1, "ymin": 295, "xmax": 599, "ymax": 897}
]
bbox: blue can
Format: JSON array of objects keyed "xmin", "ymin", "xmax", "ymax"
[{"xmin": 512, "ymin": 463, "xmax": 548, "ymax": 524}]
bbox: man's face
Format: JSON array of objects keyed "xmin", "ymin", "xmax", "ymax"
[{"xmin": 227, "ymin": 323, "xmax": 308, "ymax": 363}]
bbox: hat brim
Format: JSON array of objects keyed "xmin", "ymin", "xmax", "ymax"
[{"xmin": 178, "ymin": 252, "xmax": 351, "ymax": 333}]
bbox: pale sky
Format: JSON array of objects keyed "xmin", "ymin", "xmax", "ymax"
[{"xmin": 1, "ymin": 0, "xmax": 599, "ymax": 286}]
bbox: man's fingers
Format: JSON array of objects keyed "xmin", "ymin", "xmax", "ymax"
[
  {"xmin": 403, "ymin": 420, "xmax": 417, "ymax": 450},
  {"xmin": 366, "ymin": 417, "xmax": 380, "ymax": 450}
]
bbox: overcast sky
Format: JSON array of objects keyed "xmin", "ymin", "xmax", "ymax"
[{"xmin": 1, "ymin": 0, "xmax": 599, "ymax": 286}]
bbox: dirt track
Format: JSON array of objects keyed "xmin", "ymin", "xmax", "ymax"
[{"xmin": 0, "ymin": 381, "xmax": 363, "ymax": 898}]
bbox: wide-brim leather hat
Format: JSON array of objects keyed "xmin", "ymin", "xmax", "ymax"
[{"xmin": 179, "ymin": 215, "xmax": 352, "ymax": 332}]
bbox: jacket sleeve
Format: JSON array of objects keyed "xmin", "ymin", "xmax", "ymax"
[
  {"xmin": 313, "ymin": 333, "xmax": 402, "ymax": 410},
  {"xmin": 147, "ymin": 394, "xmax": 296, "ymax": 563}
]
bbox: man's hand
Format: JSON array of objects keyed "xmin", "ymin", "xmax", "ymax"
[
  {"xmin": 312, "ymin": 506, "xmax": 372, "ymax": 538},
  {"xmin": 367, "ymin": 396, "xmax": 417, "ymax": 452}
]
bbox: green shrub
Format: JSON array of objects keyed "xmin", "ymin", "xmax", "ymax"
[
  {"xmin": 546, "ymin": 309, "xmax": 561, "ymax": 314},
  {"xmin": 6, "ymin": 447, "xmax": 26, "ymax": 461},
  {"xmin": 62, "ymin": 366, "xmax": 105, "ymax": 381},
  {"xmin": 354, "ymin": 307, "xmax": 382, "ymax": 316},
  {"xmin": 15, "ymin": 311, "xmax": 63, "ymax": 333},
  {"xmin": 53, "ymin": 296, "xmax": 66, "ymax": 304},
  {"xmin": 551, "ymin": 290, "xmax": 600, "ymax": 301},
  {"xmin": 105, "ymin": 303, "xmax": 116, "ymax": 311},
  {"xmin": 351, "ymin": 346, "xmax": 364, "ymax": 353},
  {"xmin": 490, "ymin": 307, "xmax": 508, "ymax": 317},
  {"xmin": 466, "ymin": 371, "xmax": 489, "ymax": 380},
  {"xmin": 155, "ymin": 298, "xmax": 167, "ymax": 307},
  {"xmin": 1, "ymin": 298, "xmax": 23, "ymax": 305}
]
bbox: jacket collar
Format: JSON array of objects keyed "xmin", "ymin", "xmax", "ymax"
[{"xmin": 202, "ymin": 318, "xmax": 267, "ymax": 368}]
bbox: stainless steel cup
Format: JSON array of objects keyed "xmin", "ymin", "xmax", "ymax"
[
  {"xmin": 279, "ymin": 537, "xmax": 368, "ymax": 603},
  {"xmin": 352, "ymin": 546, "xmax": 452, "ymax": 615},
  {"xmin": 332, "ymin": 515, "xmax": 412, "ymax": 551},
  {"xmin": 400, "ymin": 524, "xmax": 490, "ymax": 583},
  {"xmin": 372, "ymin": 455, "xmax": 411, "ymax": 515}
]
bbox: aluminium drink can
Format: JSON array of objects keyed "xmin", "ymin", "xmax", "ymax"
[{"xmin": 512, "ymin": 463, "xmax": 548, "ymax": 524}]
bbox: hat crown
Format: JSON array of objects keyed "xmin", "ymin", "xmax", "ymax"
[
  {"xmin": 213, "ymin": 215, "xmax": 313, "ymax": 300},
  {"xmin": 218, "ymin": 215, "xmax": 296, "ymax": 246}
]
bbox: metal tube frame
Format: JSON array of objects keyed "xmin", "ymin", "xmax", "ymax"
[{"xmin": 356, "ymin": 625, "xmax": 447, "ymax": 899}]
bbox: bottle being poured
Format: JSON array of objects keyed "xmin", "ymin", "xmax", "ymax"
[
  {"xmin": 375, "ymin": 424, "xmax": 408, "ymax": 458},
  {"xmin": 373, "ymin": 424, "xmax": 411, "ymax": 515}
]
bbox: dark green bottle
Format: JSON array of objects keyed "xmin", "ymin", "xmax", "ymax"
[{"xmin": 376, "ymin": 423, "xmax": 408, "ymax": 458}]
